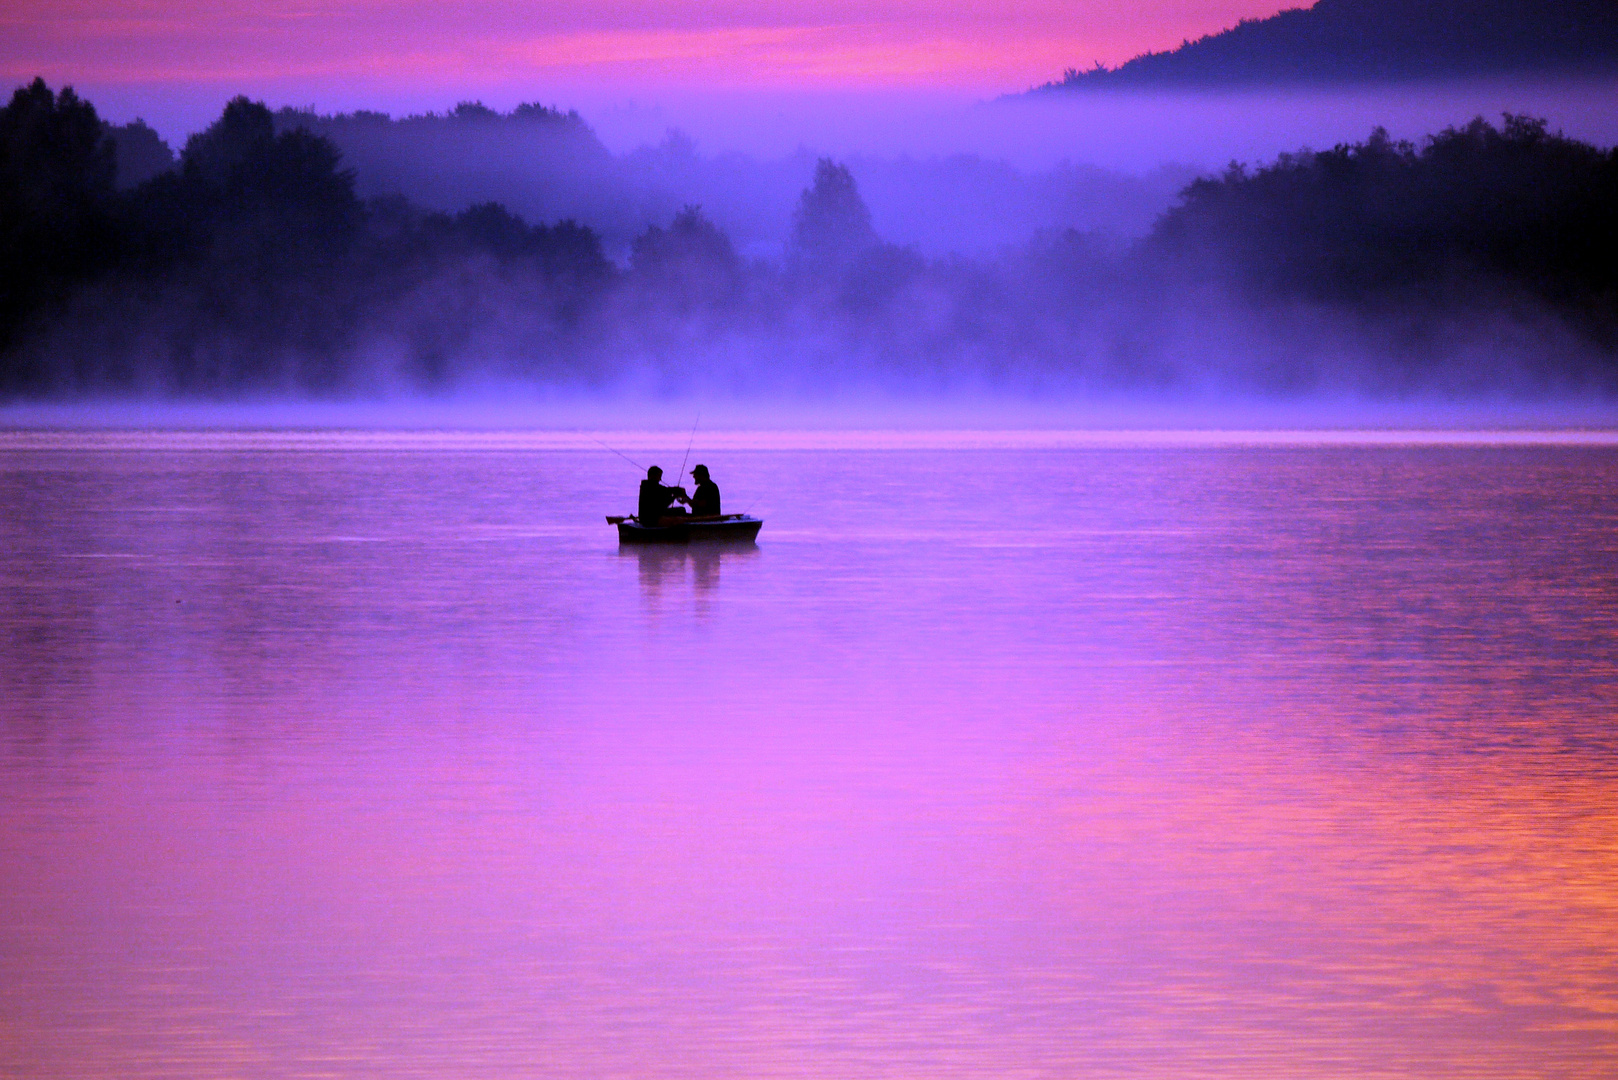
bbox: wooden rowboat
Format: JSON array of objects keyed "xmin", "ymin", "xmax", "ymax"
[{"xmin": 606, "ymin": 513, "xmax": 763, "ymax": 543}]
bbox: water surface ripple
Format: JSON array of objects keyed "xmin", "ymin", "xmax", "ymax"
[{"xmin": 2, "ymin": 433, "xmax": 1616, "ymax": 1079}]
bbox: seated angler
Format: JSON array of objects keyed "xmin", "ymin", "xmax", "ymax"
[
  {"xmin": 638, "ymin": 465, "xmax": 688, "ymax": 525},
  {"xmin": 688, "ymin": 463, "xmax": 721, "ymax": 518}
]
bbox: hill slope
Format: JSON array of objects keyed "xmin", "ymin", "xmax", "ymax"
[{"xmin": 1040, "ymin": 0, "xmax": 1618, "ymax": 90}]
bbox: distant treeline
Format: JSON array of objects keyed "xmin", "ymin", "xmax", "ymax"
[
  {"xmin": 2, "ymin": 78, "xmax": 1616, "ymax": 398},
  {"xmin": 1041, "ymin": 0, "xmax": 1618, "ymax": 90},
  {"xmin": 261, "ymin": 102, "xmax": 1191, "ymax": 262},
  {"xmin": 1155, "ymin": 117, "xmax": 1618, "ymax": 304}
]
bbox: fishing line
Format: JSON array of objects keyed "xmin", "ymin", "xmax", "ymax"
[{"xmin": 581, "ymin": 433, "xmax": 645, "ymax": 472}]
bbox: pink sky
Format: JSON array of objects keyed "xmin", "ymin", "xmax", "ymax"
[{"xmin": 6, "ymin": 1, "xmax": 1294, "ymax": 96}]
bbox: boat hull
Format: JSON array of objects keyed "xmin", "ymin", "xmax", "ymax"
[{"xmin": 612, "ymin": 514, "xmax": 763, "ymax": 544}]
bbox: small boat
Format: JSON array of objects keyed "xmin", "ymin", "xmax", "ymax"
[{"xmin": 607, "ymin": 513, "xmax": 763, "ymax": 544}]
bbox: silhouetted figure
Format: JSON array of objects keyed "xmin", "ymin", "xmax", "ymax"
[
  {"xmin": 637, "ymin": 465, "xmax": 688, "ymax": 524},
  {"xmin": 688, "ymin": 463, "xmax": 721, "ymax": 517}
]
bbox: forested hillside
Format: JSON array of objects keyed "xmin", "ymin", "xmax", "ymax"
[{"xmin": 1042, "ymin": 0, "xmax": 1618, "ymax": 89}]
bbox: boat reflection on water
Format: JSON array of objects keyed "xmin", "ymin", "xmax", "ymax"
[{"xmin": 624, "ymin": 538, "xmax": 760, "ymax": 603}]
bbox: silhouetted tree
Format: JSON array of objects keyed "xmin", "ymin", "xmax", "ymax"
[
  {"xmin": 511, "ymin": 102, "xmax": 586, "ymax": 125},
  {"xmin": 791, "ymin": 159, "xmax": 878, "ymax": 271},
  {"xmin": 0, "ymin": 78, "xmax": 117, "ymax": 387},
  {"xmin": 108, "ymin": 96, "xmax": 366, "ymax": 389},
  {"xmin": 1, "ymin": 78, "xmax": 114, "ymax": 214},
  {"xmin": 1149, "ymin": 116, "xmax": 1618, "ymax": 309},
  {"xmin": 181, "ymin": 97, "xmax": 360, "ymax": 244},
  {"xmin": 269, "ymin": 100, "xmax": 618, "ymax": 246},
  {"xmin": 434, "ymin": 201, "xmax": 614, "ymax": 298},
  {"xmin": 535, "ymin": 219, "xmax": 615, "ymax": 291},
  {"xmin": 181, "ymin": 96, "xmax": 274, "ymax": 186},
  {"xmin": 450, "ymin": 101, "xmax": 500, "ymax": 121},
  {"xmin": 105, "ymin": 119, "xmax": 174, "ymax": 189},
  {"xmin": 630, "ymin": 205, "xmax": 742, "ymax": 310}
]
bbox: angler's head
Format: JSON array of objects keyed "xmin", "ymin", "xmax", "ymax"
[
  {"xmin": 647, "ymin": 465, "xmax": 663, "ymax": 480},
  {"xmin": 692, "ymin": 464, "xmax": 709, "ymax": 480}
]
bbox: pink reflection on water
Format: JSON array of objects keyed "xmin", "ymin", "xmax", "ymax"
[{"xmin": 2, "ymin": 434, "xmax": 1617, "ymax": 1078}]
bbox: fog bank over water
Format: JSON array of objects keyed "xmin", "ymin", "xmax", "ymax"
[
  {"xmin": 94, "ymin": 79, "xmax": 1618, "ymax": 175},
  {"xmin": 252, "ymin": 78, "xmax": 1618, "ymax": 257},
  {"xmin": 574, "ymin": 79, "xmax": 1618, "ymax": 169},
  {"xmin": 277, "ymin": 81, "xmax": 1618, "ymax": 257},
  {"xmin": 76, "ymin": 80, "xmax": 1618, "ymax": 259},
  {"xmin": 5, "ymin": 391, "xmax": 1618, "ymax": 435},
  {"xmin": 5, "ymin": 80, "xmax": 1615, "ymax": 410}
]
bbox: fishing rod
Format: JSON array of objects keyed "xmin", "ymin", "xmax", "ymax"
[
  {"xmin": 582, "ymin": 432, "xmax": 645, "ymax": 472},
  {"xmin": 676, "ymin": 411, "xmax": 700, "ymax": 487}
]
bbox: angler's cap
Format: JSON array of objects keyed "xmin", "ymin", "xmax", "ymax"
[
  {"xmin": 647, "ymin": 465, "xmax": 663, "ymax": 479},
  {"xmin": 692, "ymin": 464, "xmax": 709, "ymax": 478}
]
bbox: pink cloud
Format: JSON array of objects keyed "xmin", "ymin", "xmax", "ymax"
[{"xmin": 3, "ymin": 0, "xmax": 1296, "ymax": 92}]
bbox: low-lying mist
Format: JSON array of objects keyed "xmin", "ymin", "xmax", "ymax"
[
  {"xmin": 260, "ymin": 102, "xmax": 1197, "ymax": 260},
  {"xmin": 4, "ymin": 78, "xmax": 1616, "ymax": 424},
  {"xmin": 584, "ymin": 79, "xmax": 1618, "ymax": 165},
  {"xmin": 276, "ymin": 78, "xmax": 1618, "ymax": 258}
]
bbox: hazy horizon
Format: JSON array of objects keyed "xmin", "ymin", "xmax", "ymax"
[
  {"xmin": 68, "ymin": 77, "xmax": 1618, "ymax": 175},
  {"xmin": 7, "ymin": 9, "xmax": 1618, "ymax": 423},
  {"xmin": 7, "ymin": 389, "xmax": 1618, "ymax": 434}
]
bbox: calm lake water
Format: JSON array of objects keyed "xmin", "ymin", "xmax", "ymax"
[{"xmin": 3, "ymin": 431, "xmax": 1617, "ymax": 1079}]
